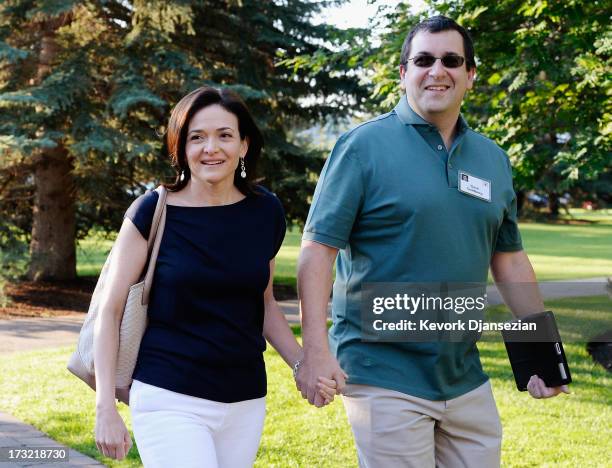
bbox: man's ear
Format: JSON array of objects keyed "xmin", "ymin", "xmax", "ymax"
[
  {"xmin": 399, "ymin": 64, "xmax": 407, "ymax": 91},
  {"xmin": 466, "ymin": 66, "xmax": 476, "ymax": 90}
]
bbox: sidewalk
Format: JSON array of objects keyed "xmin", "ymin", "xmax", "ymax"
[
  {"xmin": 0, "ymin": 412, "xmax": 103, "ymax": 467},
  {"xmin": 0, "ymin": 300, "xmax": 310, "ymax": 355},
  {"xmin": 0, "ymin": 277, "xmax": 608, "ymax": 466},
  {"xmin": 1, "ymin": 278, "xmax": 607, "ymax": 354}
]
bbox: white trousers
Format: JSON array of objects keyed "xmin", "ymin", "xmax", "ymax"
[{"xmin": 130, "ymin": 380, "xmax": 266, "ymax": 468}]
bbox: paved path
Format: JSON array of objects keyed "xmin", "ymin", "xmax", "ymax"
[
  {"xmin": 0, "ymin": 317, "xmax": 87, "ymax": 355},
  {"xmin": 1, "ymin": 278, "xmax": 607, "ymax": 354},
  {"xmin": 0, "ymin": 300, "xmax": 309, "ymax": 355},
  {"xmin": 0, "ymin": 276, "xmax": 608, "ymax": 466},
  {"xmin": 0, "ymin": 412, "xmax": 103, "ymax": 467}
]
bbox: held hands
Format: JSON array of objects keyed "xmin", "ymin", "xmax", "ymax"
[
  {"xmin": 295, "ymin": 350, "xmax": 348, "ymax": 408},
  {"xmin": 95, "ymin": 406, "xmax": 132, "ymax": 460},
  {"xmin": 317, "ymin": 376, "xmax": 339, "ymax": 405},
  {"xmin": 526, "ymin": 375, "xmax": 570, "ymax": 399}
]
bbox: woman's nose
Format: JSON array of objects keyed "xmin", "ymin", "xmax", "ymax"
[{"xmin": 204, "ymin": 138, "xmax": 218, "ymax": 153}]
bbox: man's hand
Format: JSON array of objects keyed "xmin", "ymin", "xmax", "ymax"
[
  {"xmin": 296, "ymin": 350, "xmax": 348, "ymax": 407},
  {"xmin": 526, "ymin": 375, "xmax": 570, "ymax": 399}
]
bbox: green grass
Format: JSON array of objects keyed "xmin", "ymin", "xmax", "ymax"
[
  {"xmin": 78, "ymin": 210, "xmax": 612, "ymax": 283},
  {"xmin": 76, "ymin": 234, "xmax": 114, "ymax": 277},
  {"xmin": 519, "ymin": 217, "xmax": 612, "ymax": 281},
  {"xmin": 0, "ymin": 295, "xmax": 610, "ymax": 467}
]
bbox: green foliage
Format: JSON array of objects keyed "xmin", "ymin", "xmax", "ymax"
[
  {"xmin": 345, "ymin": 1, "xmax": 611, "ymax": 207},
  {"xmin": 0, "ymin": 0, "xmax": 368, "ymax": 263},
  {"xmin": 454, "ymin": 0, "xmax": 611, "ymax": 195},
  {"xmin": 0, "ymin": 41, "xmax": 29, "ymax": 62},
  {"xmin": 0, "ymin": 221, "xmax": 29, "ymax": 306},
  {"xmin": 25, "ymin": 0, "xmax": 81, "ymax": 20}
]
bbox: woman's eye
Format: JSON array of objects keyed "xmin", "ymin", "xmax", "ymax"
[
  {"xmin": 221, "ymin": 133, "xmax": 232, "ymax": 138},
  {"xmin": 190, "ymin": 135, "xmax": 203, "ymax": 140}
]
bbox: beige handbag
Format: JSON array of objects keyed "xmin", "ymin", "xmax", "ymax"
[{"xmin": 67, "ymin": 186, "xmax": 167, "ymax": 405}]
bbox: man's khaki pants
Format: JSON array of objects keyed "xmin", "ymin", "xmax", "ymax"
[{"xmin": 342, "ymin": 380, "xmax": 502, "ymax": 468}]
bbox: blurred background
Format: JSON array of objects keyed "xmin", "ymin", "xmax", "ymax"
[{"xmin": 0, "ymin": 0, "xmax": 609, "ymax": 285}]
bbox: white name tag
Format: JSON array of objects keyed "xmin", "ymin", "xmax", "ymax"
[{"xmin": 458, "ymin": 171, "xmax": 491, "ymax": 202}]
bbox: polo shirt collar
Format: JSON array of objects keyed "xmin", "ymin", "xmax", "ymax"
[{"xmin": 394, "ymin": 95, "xmax": 469, "ymax": 135}]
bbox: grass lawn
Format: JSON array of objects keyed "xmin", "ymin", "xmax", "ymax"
[
  {"xmin": 1, "ymin": 295, "xmax": 610, "ymax": 467},
  {"xmin": 77, "ymin": 210, "xmax": 612, "ymax": 285},
  {"xmin": 519, "ymin": 210, "xmax": 612, "ymax": 280}
]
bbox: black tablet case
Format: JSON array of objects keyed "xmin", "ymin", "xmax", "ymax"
[{"xmin": 502, "ymin": 311, "xmax": 572, "ymax": 391}]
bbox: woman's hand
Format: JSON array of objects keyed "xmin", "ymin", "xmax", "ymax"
[{"xmin": 95, "ymin": 406, "xmax": 133, "ymax": 460}]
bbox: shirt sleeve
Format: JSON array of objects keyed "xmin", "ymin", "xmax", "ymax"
[
  {"xmin": 495, "ymin": 156, "xmax": 523, "ymax": 252},
  {"xmin": 124, "ymin": 190, "xmax": 159, "ymax": 241},
  {"xmin": 302, "ymin": 133, "xmax": 364, "ymax": 250}
]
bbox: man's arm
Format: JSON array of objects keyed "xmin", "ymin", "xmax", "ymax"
[
  {"xmin": 490, "ymin": 250, "xmax": 569, "ymax": 398},
  {"xmin": 296, "ymin": 240, "xmax": 347, "ymax": 407},
  {"xmin": 490, "ymin": 250, "xmax": 544, "ymax": 317}
]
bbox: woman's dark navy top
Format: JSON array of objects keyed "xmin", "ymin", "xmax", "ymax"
[{"xmin": 125, "ymin": 186, "xmax": 286, "ymax": 403}]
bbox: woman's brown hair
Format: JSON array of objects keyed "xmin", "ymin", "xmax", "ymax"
[{"xmin": 164, "ymin": 86, "xmax": 263, "ymax": 195}]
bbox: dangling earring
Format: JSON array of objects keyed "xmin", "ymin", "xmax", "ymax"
[
  {"xmin": 240, "ymin": 157, "xmax": 246, "ymax": 179},
  {"xmin": 179, "ymin": 170, "xmax": 185, "ymax": 182}
]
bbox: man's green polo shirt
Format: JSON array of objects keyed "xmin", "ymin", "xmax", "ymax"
[{"xmin": 303, "ymin": 96, "xmax": 523, "ymax": 400}]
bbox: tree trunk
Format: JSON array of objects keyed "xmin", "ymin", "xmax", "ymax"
[
  {"xmin": 28, "ymin": 148, "xmax": 76, "ymax": 281},
  {"xmin": 27, "ymin": 15, "xmax": 77, "ymax": 281},
  {"xmin": 548, "ymin": 192, "xmax": 560, "ymax": 218}
]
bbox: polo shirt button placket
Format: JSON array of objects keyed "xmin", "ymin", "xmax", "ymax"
[{"xmin": 437, "ymin": 144, "xmax": 443, "ymax": 150}]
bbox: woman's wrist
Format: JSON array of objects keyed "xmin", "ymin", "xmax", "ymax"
[
  {"xmin": 95, "ymin": 396, "xmax": 117, "ymax": 412},
  {"xmin": 292, "ymin": 358, "xmax": 303, "ymax": 379},
  {"xmin": 290, "ymin": 347, "xmax": 304, "ymax": 378}
]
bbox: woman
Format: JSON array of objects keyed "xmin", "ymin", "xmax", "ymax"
[{"xmin": 93, "ymin": 86, "xmax": 337, "ymax": 467}]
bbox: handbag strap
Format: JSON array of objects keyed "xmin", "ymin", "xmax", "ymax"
[
  {"xmin": 142, "ymin": 185, "xmax": 167, "ymax": 305},
  {"xmin": 145, "ymin": 185, "xmax": 167, "ymax": 254}
]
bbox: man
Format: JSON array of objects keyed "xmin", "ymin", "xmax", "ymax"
[{"xmin": 296, "ymin": 16, "xmax": 569, "ymax": 468}]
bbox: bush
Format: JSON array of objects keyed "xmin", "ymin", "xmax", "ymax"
[{"xmin": 0, "ymin": 222, "xmax": 29, "ymax": 306}]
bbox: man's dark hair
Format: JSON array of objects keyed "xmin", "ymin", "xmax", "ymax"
[{"xmin": 400, "ymin": 15, "xmax": 476, "ymax": 70}]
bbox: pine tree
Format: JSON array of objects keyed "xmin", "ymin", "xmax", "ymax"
[{"xmin": 0, "ymin": 0, "xmax": 368, "ymax": 280}]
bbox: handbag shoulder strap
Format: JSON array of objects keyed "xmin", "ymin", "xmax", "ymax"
[
  {"xmin": 145, "ymin": 186, "xmax": 167, "ymax": 255},
  {"xmin": 142, "ymin": 185, "xmax": 167, "ymax": 305}
]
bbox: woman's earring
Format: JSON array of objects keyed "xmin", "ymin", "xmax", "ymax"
[
  {"xmin": 179, "ymin": 170, "xmax": 185, "ymax": 182},
  {"xmin": 240, "ymin": 157, "xmax": 246, "ymax": 179}
]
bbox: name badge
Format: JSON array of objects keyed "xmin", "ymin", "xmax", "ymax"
[{"xmin": 458, "ymin": 171, "xmax": 491, "ymax": 202}]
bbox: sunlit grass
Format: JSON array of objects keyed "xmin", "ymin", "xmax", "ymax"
[
  {"xmin": 1, "ymin": 296, "xmax": 610, "ymax": 467},
  {"xmin": 78, "ymin": 210, "xmax": 612, "ymax": 283}
]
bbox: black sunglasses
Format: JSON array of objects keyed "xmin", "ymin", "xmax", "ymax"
[{"xmin": 407, "ymin": 54, "xmax": 465, "ymax": 68}]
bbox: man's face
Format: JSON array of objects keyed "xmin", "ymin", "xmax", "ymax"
[{"xmin": 400, "ymin": 30, "xmax": 475, "ymax": 123}]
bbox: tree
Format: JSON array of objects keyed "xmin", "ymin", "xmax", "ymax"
[
  {"xmin": 0, "ymin": 0, "xmax": 368, "ymax": 281},
  {"xmin": 357, "ymin": 0, "xmax": 611, "ymax": 215}
]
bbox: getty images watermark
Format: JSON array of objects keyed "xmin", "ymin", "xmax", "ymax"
[{"xmin": 360, "ymin": 282, "xmax": 611, "ymax": 342}]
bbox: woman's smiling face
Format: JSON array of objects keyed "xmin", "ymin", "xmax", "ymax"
[{"xmin": 185, "ymin": 104, "xmax": 248, "ymax": 186}]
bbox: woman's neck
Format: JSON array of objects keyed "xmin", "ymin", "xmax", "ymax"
[{"xmin": 176, "ymin": 178, "xmax": 244, "ymax": 206}]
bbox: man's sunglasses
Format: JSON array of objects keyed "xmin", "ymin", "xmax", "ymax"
[{"xmin": 407, "ymin": 54, "xmax": 465, "ymax": 68}]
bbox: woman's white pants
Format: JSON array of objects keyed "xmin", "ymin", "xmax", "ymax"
[{"xmin": 130, "ymin": 380, "xmax": 266, "ymax": 468}]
